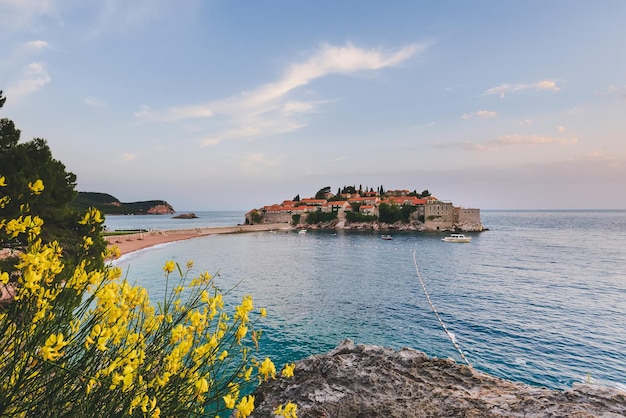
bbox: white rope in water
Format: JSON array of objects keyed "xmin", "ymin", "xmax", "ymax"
[{"xmin": 412, "ymin": 250, "xmax": 473, "ymax": 369}]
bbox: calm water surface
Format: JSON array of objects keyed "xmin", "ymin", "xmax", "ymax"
[{"xmin": 110, "ymin": 210, "xmax": 626, "ymax": 391}]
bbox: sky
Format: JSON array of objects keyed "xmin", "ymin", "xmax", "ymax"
[{"xmin": 1, "ymin": 1, "xmax": 625, "ymax": 211}]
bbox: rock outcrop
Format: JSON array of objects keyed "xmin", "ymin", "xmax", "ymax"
[
  {"xmin": 172, "ymin": 212, "xmax": 198, "ymax": 219},
  {"xmin": 300, "ymin": 220, "xmax": 484, "ymax": 233},
  {"xmin": 146, "ymin": 204, "xmax": 175, "ymax": 215},
  {"xmin": 251, "ymin": 340, "xmax": 626, "ymax": 417}
]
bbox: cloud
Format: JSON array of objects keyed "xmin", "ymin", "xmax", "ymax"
[
  {"xmin": 413, "ymin": 121, "xmax": 436, "ymax": 129},
  {"xmin": 230, "ymin": 153, "xmax": 283, "ymax": 172},
  {"xmin": 435, "ymin": 134, "xmax": 578, "ymax": 152},
  {"xmin": 484, "ymin": 80, "xmax": 561, "ymax": 98},
  {"xmin": 557, "ymin": 125, "xmax": 565, "ymax": 133},
  {"xmin": 83, "ymin": 97, "xmax": 108, "ymax": 107},
  {"xmin": 596, "ymin": 84, "xmax": 626, "ymax": 99},
  {"xmin": 0, "ymin": 0, "xmax": 56, "ymax": 29},
  {"xmin": 25, "ymin": 40, "xmax": 49, "ymax": 49},
  {"xmin": 242, "ymin": 42, "xmax": 421, "ymax": 108},
  {"xmin": 5, "ymin": 62, "xmax": 51, "ymax": 102},
  {"xmin": 120, "ymin": 152, "xmax": 137, "ymax": 162},
  {"xmin": 164, "ymin": 105, "xmax": 213, "ymax": 121},
  {"xmin": 461, "ymin": 110, "xmax": 497, "ymax": 120},
  {"xmin": 139, "ymin": 42, "xmax": 423, "ymax": 145},
  {"xmin": 133, "ymin": 105, "xmax": 153, "ymax": 119},
  {"xmin": 87, "ymin": 0, "xmax": 182, "ymax": 36}
]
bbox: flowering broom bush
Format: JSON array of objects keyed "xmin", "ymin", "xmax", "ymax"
[{"xmin": 0, "ymin": 177, "xmax": 297, "ymax": 417}]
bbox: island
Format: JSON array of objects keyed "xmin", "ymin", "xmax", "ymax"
[
  {"xmin": 245, "ymin": 185, "xmax": 484, "ymax": 232},
  {"xmin": 172, "ymin": 212, "xmax": 198, "ymax": 219},
  {"xmin": 70, "ymin": 192, "xmax": 175, "ymax": 215}
]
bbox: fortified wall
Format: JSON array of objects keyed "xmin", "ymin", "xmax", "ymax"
[
  {"xmin": 423, "ymin": 200, "xmax": 454, "ymax": 230},
  {"xmin": 457, "ymin": 207, "xmax": 481, "ymax": 223}
]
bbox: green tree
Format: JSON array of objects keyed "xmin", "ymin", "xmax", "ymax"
[
  {"xmin": 249, "ymin": 210, "xmax": 263, "ymax": 224},
  {"xmin": 341, "ymin": 185, "xmax": 356, "ymax": 195},
  {"xmin": 378, "ymin": 203, "xmax": 401, "ymax": 224},
  {"xmin": 400, "ymin": 205, "xmax": 418, "ymax": 223},
  {"xmin": 346, "ymin": 211, "xmax": 377, "ymax": 222},
  {"xmin": 421, "ymin": 189, "xmax": 431, "ymax": 197},
  {"xmin": 293, "ymin": 194, "xmax": 300, "ymax": 202},
  {"xmin": 0, "ymin": 92, "xmax": 106, "ymax": 275},
  {"xmin": 314, "ymin": 186, "xmax": 331, "ymax": 200},
  {"xmin": 305, "ymin": 211, "xmax": 337, "ymax": 224}
]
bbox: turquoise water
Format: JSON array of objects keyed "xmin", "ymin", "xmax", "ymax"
[
  {"xmin": 104, "ymin": 211, "xmax": 245, "ymax": 231},
  {"xmin": 109, "ymin": 210, "xmax": 626, "ymax": 391}
]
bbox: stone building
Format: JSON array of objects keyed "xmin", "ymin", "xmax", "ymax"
[{"xmin": 424, "ymin": 200, "xmax": 455, "ymax": 230}]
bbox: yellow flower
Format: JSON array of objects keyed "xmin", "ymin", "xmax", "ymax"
[
  {"xmin": 274, "ymin": 402, "xmax": 298, "ymax": 418},
  {"xmin": 223, "ymin": 394, "xmax": 236, "ymax": 409},
  {"xmin": 40, "ymin": 333, "xmax": 69, "ymax": 362},
  {"xmin": 163, "ymin": 260, "xmax": 176, "ymax": 273},
  {"xmin": 78, "ymin": 207, "xmax": 104, "ymax": 225},
  {"xmin": 82, "ymin": 236, "xmax": 93, "ymax": 249},
  {"xmin": 195, "ymin": 377, "xmax": 209, "ymax": 394},
  {"xmin": 28, "ymin": 179, "xmax": 44, "ymax": 194},
  {"xmin": 234, "ymin": 295, "xmax": 254, "ymax": 323},
  {"xmin": 235, "ymin": 324, "xmax": 248, "ymax": 343},
  {"xmin": 281, "ymin": 363, "xmax": 295, "ymax": 378},
  {"xmin": 218, "ymin": 350, "xmax": 228, "ymax": 361},
  {"xmin": 258, "ymin": 357, "xmax": 276, "ymax": 381},
  {"xmin": 260, "ymin": 307, "xmax": 267, "ymax": 317},
  {"xmin": 0, "ymin": 176, "xmax": 6, "ymax": 186},
  {"xmin": 235, "ymin": 395, "xmax": 254, "ymax": 418}
]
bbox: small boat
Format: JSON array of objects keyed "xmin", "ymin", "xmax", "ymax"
[
  {"xmin": 442, "ymin": 233, "xmax": 471, "ymax": 243},
  {"xmin": 381, "ymin": 234, "xmax": 393, "ymax": 240},
  {"xmin": 298, "ymin": 229, "xmax": 307, "ymax": 235}
]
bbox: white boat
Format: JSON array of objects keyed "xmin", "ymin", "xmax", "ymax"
[
  {"xmin": 381, "ymin": 234, "xmax": 393, "ymax": 240},
  {"xmin": 442, "ymin": 233, "xmax": 471, "ymax": 243},
  {"xmin": 298, "ymin": 229, "xmax": 307, "ymax": 235}
]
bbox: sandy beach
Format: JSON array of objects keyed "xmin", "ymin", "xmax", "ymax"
[{"xmin": 106, "ymin": 223, "xmax": 293, "ymax": 256}]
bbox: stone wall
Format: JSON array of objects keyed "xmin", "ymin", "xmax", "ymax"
[
  {"xmin": 424, "ymin": 201, "xmax": 455, "ymax": 230},
  {"xmin": 457, "ymin": 207, "xmax": 481, "ymax": 223}
]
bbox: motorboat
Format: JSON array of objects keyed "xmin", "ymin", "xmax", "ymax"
[
  {"xmin": 381, "ymin": 234, "xmax": 393, "ymax": 240},
  {"xmin": 442, "ymin": 233, "xmax": 471, "ymax": 243},
  {"xmin": 298, "ymin": 229, "xmax": 307, "ymax": 235}
]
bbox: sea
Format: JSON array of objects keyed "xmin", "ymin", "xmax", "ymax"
[{"xmin": 104, "ymin": 210, "xmax": 626, "ymax": 392}]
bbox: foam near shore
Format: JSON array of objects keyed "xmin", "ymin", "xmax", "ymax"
[{"xmin": 106, "ymin": 223, "xmax": 293, "ymax": 256}]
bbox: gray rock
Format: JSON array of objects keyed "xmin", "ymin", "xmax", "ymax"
[{"xmin": 251, "ymin": 340, "xmax": 626, "ymax": 417}]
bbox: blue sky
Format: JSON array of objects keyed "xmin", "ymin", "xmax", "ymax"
[{"xmin": 2, "ymin": 1, "xmax": 625, "ymax": 210}]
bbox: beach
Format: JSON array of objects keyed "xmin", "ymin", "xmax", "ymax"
[{"xmin": 106, "ymin": 223, "xmax": 293, "ymax": 256}]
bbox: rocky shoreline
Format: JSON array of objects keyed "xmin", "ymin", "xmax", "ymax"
[
  {"xmin": 251, "ymin": 340, "xmax": 626, "ymax": 417},
  {"xmin": 298, "ymin": 219, "xmax": 486, "ymax": 232}
]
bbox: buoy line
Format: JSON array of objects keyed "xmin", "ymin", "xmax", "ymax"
[{"xmin": 412, "ymin": 250, "xmax": 473, "ymax": 369}]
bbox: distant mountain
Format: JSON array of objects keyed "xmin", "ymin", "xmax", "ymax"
[{"xmin": 71, "ymin": 192, "xmax": 175, "ymax": 215}]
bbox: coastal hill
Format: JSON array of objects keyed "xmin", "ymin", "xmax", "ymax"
[
  {"xmin": 246, "ymin": 185, "xmax": 484, "ymax": 232},
  {"xmin": 70, "ymin": 192, "xmax": 175, "ymax": 215}
]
